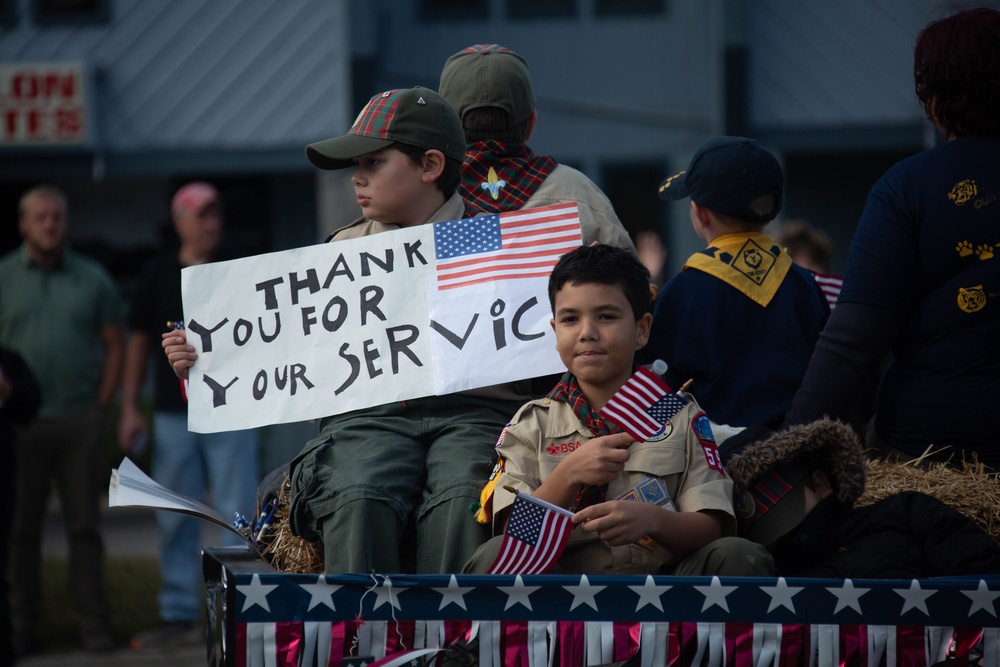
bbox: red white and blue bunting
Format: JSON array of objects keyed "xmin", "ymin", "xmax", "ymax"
[{"xmin": 206, "ymin": 565, "xmax": 1000, "ymax": 666}]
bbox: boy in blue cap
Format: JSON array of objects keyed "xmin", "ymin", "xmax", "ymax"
[{"xmin": 645, "ymin": 137, "xmax": 828, "ymax": 429}]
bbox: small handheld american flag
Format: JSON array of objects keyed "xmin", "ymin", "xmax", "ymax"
[
  {"xmin": 599, "ymin": 362, "xmax": 690, "ymax": 443},
  {"xmin": 167, "ymin": 320, "xmax": 190, "ymax": 403},
  {"xmin": 487, "ymin": 491, "xmax": 574, "ymax": 575}
]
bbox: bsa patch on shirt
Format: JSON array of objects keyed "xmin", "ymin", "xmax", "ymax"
[
  {"xmin": 692, "ymin": 413, "xmax": 725, "ymax": 474},
  {"xmin": 545, "ymin": 440, "xmax": 583, "ymax": 456}
]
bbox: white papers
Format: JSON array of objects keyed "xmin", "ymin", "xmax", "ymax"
[{"xmin": 108, "ymin": 457, "xmax": 249, "ymax": 543}]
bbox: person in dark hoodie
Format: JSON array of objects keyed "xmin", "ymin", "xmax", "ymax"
[
  {"xmin": 0, "ymin": 345, "xmax": 40, "ymax": 666},
  {"xmin": 722, "ymin": 418, "xmax": 1000, "ymax": 579}
]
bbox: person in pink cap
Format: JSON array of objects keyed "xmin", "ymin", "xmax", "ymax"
[{"xmin": 120, "ymin": 182, "xmax": 260, "ymax": 652}]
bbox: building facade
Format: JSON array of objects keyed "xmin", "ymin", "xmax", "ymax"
[{"xmin": 1, "ymin": 0, "xmax": 974, "ymax": 465}]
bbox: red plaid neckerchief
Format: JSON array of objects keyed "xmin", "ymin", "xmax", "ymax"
[
  {"xmin": 547, "ymin": 372, "xmax": 619, "ymax": 511},
  {"xmin": 461, "ymin": 141, "xmax": 557, "ymax": 217}
]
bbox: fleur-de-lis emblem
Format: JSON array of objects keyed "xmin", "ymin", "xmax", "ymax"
[{"xmin": 479, "ymin": 167, "xmax": 507, "ymax": 200}]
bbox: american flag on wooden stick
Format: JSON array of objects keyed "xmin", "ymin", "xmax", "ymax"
[{"xmin": 599, "ymin": 366, "xmax": 689, "ymax": 442}]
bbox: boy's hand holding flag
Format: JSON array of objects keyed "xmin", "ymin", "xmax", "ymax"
[{"xmin": 486, "ymin": 490, "xmax": 574, "ymax": 575}]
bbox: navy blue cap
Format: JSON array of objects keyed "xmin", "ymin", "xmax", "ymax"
[{"xmin": 658, "ymin": 136, "xmax": 783, "ymax": 223}]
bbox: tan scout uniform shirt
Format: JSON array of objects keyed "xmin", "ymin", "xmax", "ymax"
[
  {"xmin": 330, "ymin": 192, "xmax": 466, "ymax": 241},
  {"xmin": 493, "ymin": 397, "xmax": 735, "ymax": 575},
  {"xmin": 523, "ymin": 164, "xmax": 636, "ymax": 253}
]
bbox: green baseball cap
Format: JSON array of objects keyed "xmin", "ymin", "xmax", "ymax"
[
  {"xmin": 306, "ymin": 86, "xmax": 466, "ymax": 170},
  {"xmin": 439, "ymin": 44, "xmax": 536, "ymax": 130}
]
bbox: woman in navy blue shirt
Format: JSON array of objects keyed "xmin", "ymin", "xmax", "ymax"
[{"xmin": 786, "ymin": 7, "xmax": 1000, "ymax": 467}]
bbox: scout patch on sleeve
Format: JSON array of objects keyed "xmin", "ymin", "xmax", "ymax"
[
  {"xmin": 494, "ymin": 423, "xmax": 511, "ymax": 449},
  {"xmin": 487, "ymin": 424, "xmax": 512, "ymax": 481},
  {"xmin": 734, "ymin": 488, "xmax": 756, "ymax": 520},
  {"xmin": 692, "ymin": 413, "xmax": 725, "ymax": 474}
]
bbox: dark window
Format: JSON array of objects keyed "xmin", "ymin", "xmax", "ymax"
[
  {"xmin": 601, "ymin": 160, "xmax": 670, "ymax": 282},
  {"xmin": 0, "ymin": 0, "xmax": 17, "ymax": 26},
  {"xmin": 594, "ymin": 0, "xmax": 665, "ymax": 17},
  {"xmin": 419, "ymin": 0, "xmax": 489, "ymax": 21},
  {"xmin": 507, "ymin": 0, "xmax": 576, "ymax": 19},
  {"xmin": 724, "ymin": 45, "xmax": 748, "ymax": 136},
  {"xmin": 601, "ymin": 161, "xmax": 668, "ymax": 237},
  {"xmin": 33, "ymin": 0, "xmax": 110, "ymax": 25}
]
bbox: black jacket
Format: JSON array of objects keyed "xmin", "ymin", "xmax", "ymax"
[
  {"xmin": 773, "ymin": 491, "xmax": 1000, "ymax": 579},
  {"xmin": 0, "ymin": 345, "xmax": 40, "ymax": 447}
]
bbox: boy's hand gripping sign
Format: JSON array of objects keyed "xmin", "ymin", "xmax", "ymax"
[{"xmin": 181, "ymin": 204, "xmax": 581, "ymax": 433}]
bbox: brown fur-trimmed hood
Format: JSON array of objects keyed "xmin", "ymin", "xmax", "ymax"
[{"xmin": 724, "ymin": 418, "xmax": 867, "ymax": 507}]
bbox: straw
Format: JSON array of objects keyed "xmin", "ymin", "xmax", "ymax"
[
  {"xmin": 262, "ymin": 448, "xmax": 1000, "ymax": 574},
  {"xmin": 258, "ymin": 474, "xmax": 324, "ymax": 574},
  {"xmin": 858, "ymin": 448, "xmax": 1000, "ymax": 543}
]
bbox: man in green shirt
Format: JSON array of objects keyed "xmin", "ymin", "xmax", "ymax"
[{"xmin": 0, "ymin": 184, "xmax": 124, "ymax": 656}]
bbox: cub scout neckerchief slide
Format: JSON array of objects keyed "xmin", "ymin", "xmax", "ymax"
[{"xmin": 684, "ymin": 232, "xmax": 792, "ymax": 307}]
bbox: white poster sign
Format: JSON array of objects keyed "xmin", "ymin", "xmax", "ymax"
[{"xmin": 182, "ymin": 204, "xmax": 581, "ymax": 433}]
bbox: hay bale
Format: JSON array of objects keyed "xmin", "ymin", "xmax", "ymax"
[
  {"xmin": 262, "ymin": 450, "xmax": 1000, "ymax": 573},
  {"xmin": 858, "ymin": 452, "xmax": 1000, "ymax": 543},
  {"xmin": 259, "ymin": 477, "xmax": 324, "ymax": 574}
]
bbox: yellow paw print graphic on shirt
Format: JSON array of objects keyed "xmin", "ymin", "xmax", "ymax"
[{"xmin": 956, "ymin": 240, "xmax": 999, "ymax": 260}]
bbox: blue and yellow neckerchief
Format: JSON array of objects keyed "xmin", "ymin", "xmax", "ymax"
[{"xmin": 684, "ymin": 232, "xmax": 792, "ymax": 307}]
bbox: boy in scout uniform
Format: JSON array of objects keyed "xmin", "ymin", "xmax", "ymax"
[
  {"xmin": 165, "ymin": 87, "xmax": 525, "ymax": 576},
  {"xmin": 646, "ymin": 137, "xmax": 828, "ymax": 429},
  {"xmin": 465, "ymin": 245, "xmax": 772, "ymax": 576}
]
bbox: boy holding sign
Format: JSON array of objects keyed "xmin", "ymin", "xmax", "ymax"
[
  {"xmin": 164, "ymin": 87, "xmax": 529, "ymax": 574},
  {"xmin": 464, "ymin": 245, "xmax": 771, "ymax": 576}
]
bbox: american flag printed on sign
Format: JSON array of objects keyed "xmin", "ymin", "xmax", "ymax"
[
  {"xmin": 487, "ymin": 492, "xmax": 574, "ymax": 575},
  {"xmin": 432, "ymin": 203, "xmax": 582, "ymax": 290},
  {"xmin": 599, "ymin": 367, "xmax": 689, "ymax": 442}
]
